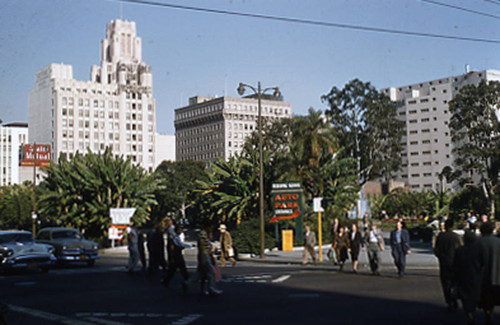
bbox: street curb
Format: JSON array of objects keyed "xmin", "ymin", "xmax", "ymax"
[{"xmin": 236, "ymin": 257, "xmax": 438, "ymax": 268}]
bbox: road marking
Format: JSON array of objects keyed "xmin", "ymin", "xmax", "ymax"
[
  {"xmin": 172, "ymin": 314, "xmax": 203, "ymax": 325},
  {"xmin": 14, "ymin": 281, "xmax": 36, "ymax": 286},
  {"xmin": 288, "ymin": 293, "xmax": 320, "ymax": 298},
  {"xmin": 84, "ymin": 316, "xmax": 129, "ymax": 325},
  {"xmin": 272, "ymin": 275, "xmax": 291, "ymax": 283},
  {"xmin": 8, "ymin": 304, "xmax": 94, "ymax": 325}
]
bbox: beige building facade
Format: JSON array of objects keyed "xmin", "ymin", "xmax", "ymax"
[
  {"xmin": 382, "ymin": 69, "xmax": 500, "ymax": 192},
  {"xmin": 175, "ymin": 95, "xmax": 292, "ymax": 163},
  {"xmin": 28, "ymin": 19, "xmax": 156, "ymax": 171}
]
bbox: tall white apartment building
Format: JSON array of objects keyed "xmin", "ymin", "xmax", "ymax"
[
  {"xmin": 175, "ymin": 95, "xmax": 292, "ymax": 163},
  {"xmin": 0, "ymin": 123, "xmax": 28, "ymax": 186},
  {"xmin": 382, "ymin": 69, "xmax": 500, "ymax": 192},
  {"xmin": 28, "ymin": 19, "xmax": 156, "ymax": 171}
]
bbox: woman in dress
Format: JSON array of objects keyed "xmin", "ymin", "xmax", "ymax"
[
  {"xmin": 349, "ymin": 223, "xmax": 363, "ymax": 273},
  {"xmin": 335, "ymin": 226, "xmax": 350, "ymax": 271}
]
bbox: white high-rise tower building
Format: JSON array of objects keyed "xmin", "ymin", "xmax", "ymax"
[{"xmin": 29, "ymin": 19, "xmax": 156, "ymax": 171}]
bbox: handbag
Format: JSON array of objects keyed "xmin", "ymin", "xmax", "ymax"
[
  {"xmin": 227, "ymin": 247, "xmax": 235, "ymax": 257},
  {"xmin": 327, "ymin": 248, "xmax": 337, "ymax": 263}
]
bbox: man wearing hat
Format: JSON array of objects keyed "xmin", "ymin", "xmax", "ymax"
[{"xmin": 219, "ymin": 224, "xmax": 236, "ymax": 267}]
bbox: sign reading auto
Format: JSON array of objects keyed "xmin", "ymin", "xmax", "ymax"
[{"xmin": 271, "ymin": 182, "xmax": 303, "ymax": 223}]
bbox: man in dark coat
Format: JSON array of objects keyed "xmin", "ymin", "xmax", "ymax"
[
  {"xmin": 390, "ymin": 220, "xmax": 411, "ymax": 278},
  {"xmin": 475, "ymin": 222, "xmax": 500, "ymax": 324},
  {"xmin": 434, "ymin": 219, "xmax": 462, "ymax": 310},
  {"xmin": 453, "ymin": 231, "xmax": 481, "ymax": 324},
  {"xmin": 147, "ymin": 223, "xmax": 167, "ymax": 278}
]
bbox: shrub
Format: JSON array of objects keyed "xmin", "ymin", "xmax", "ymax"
[{"xmin": 232, "ymin": 218, "xmax": 274, "ymax": 255}]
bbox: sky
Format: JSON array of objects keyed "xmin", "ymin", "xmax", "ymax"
[{"xmin": 0, "ymin": 0, "xmax": 499, "ymax": 134}]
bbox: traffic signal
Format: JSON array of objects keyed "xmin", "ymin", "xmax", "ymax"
[{"xmin": 321, "ymin": 197, "xmax": 334, "ymax": 209}]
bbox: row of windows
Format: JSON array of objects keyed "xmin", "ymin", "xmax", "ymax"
[
  {"xmin": 179, "ymin": 143, "xmax": 222, "ymax": 155},
  {"xmin": 408, "ymin": 98, "xmax": 449, "ymax": 105},
  {"xmin": 410, "ymin": 172, "xmax": 442, "ymax": 178},
  {"xmin": 60, "ymin": 150, "xmax": 153, "ymax": 164},
  {"xmin": 180, "ymin": 133, "xmax": 222, "ymax": 146},
  {"xmin": 407, "ymin": 139, "xmax": 436, "ymax": 145},
  {"xmin": 61, "ymin": 97, "xmax": 153, "ymax": 112},
  {"xmin": 180, "ymin": 151, "xmax": 223, "ymax": 162},
  {"xmin": 227, "ymin": 122, "xmax": 255, "ymax": 131},
  {"xmin": 178, "ymin": 104, "xmax": 288, "ymax": 120},
  {"xmin": 408, "ymin": 129, "xmax": 449, "ymax": 136},
  {"xmin": 61, "ymin": 127, "xmax": 151, "ymax": 139},
  {"xmin": 59, "ymin": 87, "xmax": 117, "ymax": 96},
  {"xmin": 177, "ymin": 123, "xmax": 223, "ymax": 137},
  {"xmin": 408, "ymin": 151, "xmax": 450, "ymax": 157},
  {"xmin": 228, "ymin": 140, "xmax": 245, "ymax": 148},
  {"xmin": 405, "ymin": 161, "xmax": 440, "ymax": 168}
]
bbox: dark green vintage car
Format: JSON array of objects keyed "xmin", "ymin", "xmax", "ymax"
[{"xmin": 36, "ymin": 227, "xmax": 99, "ymax": 266}]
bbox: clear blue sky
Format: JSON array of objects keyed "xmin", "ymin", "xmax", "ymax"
[{"xmin": 1, "ymin": 0, "xmax": 499, "ymax": 134}]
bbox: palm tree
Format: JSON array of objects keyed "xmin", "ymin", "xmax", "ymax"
[{"xmin": 37, "ymin": 148, "xmax": 161, "ymax": 239}]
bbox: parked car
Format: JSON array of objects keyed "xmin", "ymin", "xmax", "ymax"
[
  {"xmin": 36, "ymin": 227, "xmax": 99, "ymax": 266},
  {"xmin": 0, "ymin": 230, "xmax": 56, "ymax": 273}
]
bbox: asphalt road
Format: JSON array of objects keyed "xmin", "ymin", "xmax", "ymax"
[{"xmin": 1, "ymin": 252, "xmax": 499, "ymax": 325}]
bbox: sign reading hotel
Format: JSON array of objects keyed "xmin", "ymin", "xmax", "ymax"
[
  {"xmin": 20, "ymin": 144, "xmax": 51, "ymax": 167},
  {"xmin": 270, "ymin": 182, "xmax": 303, "ymax": 223}
]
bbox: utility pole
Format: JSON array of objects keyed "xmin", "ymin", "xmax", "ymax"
[{"xmin": 32, "ymin": 143, "xmax": 38, "ymax": 236}]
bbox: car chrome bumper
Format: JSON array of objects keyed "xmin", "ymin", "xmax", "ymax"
[{"xmin": 1, "ymin": 255, "xmax": 56, "ymax": 269}]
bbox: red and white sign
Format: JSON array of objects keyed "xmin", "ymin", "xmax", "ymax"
[{"xmin": 20, "ymin": 144, "xmax": 51, "ymax": 167}]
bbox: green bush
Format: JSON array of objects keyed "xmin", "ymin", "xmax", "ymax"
[{"xmin": 232, "ymin": 218, "xmax": 274, "ymax": 255}]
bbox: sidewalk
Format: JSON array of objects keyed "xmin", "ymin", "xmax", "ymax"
[{"xmin": 237, "ymin": 232, "xmax": 439, "ymax": 269}]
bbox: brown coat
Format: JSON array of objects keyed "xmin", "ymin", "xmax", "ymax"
[{"xmin": 220, "ymin": 231, "xmax": 233, "ymax": 255}]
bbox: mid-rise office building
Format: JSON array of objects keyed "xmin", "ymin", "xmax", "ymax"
[
  {"xmin": 382, "ymin": 69, "xmax": 500, "ymax": 192},
  {"xmin": 155, "ymin": 133, "xmax": 176, "ymax": 167},
  {"xmin": 175, "ymin": 95, "xmax": 292, "ymax": 163},
  {"xmin": 0, "ymin": 123, "xmax": 28, "ymax": 186},
  {"xmin": 28, "ymin": 19, "xmax": 156, "ymax": 171}
]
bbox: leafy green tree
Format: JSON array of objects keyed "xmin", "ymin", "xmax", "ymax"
[
  {"xmin": 380, "ymin": 189, "xmax": 438, "ymax": 218},
  {"xmin": 449, "ymin": 80, "xmax": 500, "ymax": 218},
  {"xmin": 449, "ymin": 185, "xmax": 489, "ymax": 218},
  {"xmin": 0, "ymin": 183, "xmax": 35, "ymax": 230},
  {"xmin": 322, "ymin": 79, "xmax": 404, "ymax": 184},
  {"xmin": 152, "ymin": 160, "xmax": 207, "ymax": 223},
  {"xmin": 37, "ymin": 148, "xmax": 161, "ymax": 239},
  {"xmin": 194, "ymin": 154, "xmax": 259, "ymax": 227}
]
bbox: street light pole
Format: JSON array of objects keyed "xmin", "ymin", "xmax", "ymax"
[
  {"xmin": 32, "ymin": 143, "xmax": 37, "ymax": 236},
  {"xmin": 237, "ymin": 82, "xmax": 280, "ymax": 259},
  {"xmin": 257, "ymin": 82, "xmax": 265, "ymax": 259}
]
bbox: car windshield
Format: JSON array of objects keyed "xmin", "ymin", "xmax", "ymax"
[
  {"xmin": 0, "ymin": 233, "xmax": 34, "ymax": 244},
  {"xmin": 52, "ymin": 230, "xmax": 82, "ymax": 240}
]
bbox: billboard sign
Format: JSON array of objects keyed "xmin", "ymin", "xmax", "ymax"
[{"xmin": 20, "ymin": 144, "xmax": 51, "ymax": 167}]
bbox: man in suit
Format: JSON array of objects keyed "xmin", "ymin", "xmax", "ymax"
[
  {"xmin": 302, "ymin": 226, "xmax": 317, "ymax": 264},
  {"xmin": 390, "ymin": 220, "xmax": 411, "ymax": 278},
  {"xmin": 434, "ymin": 219, "xmax": 462, "ymax": 310},
  {"xmin": 364, "ymin": 221, "xmax": 385, "ymax": 275}
]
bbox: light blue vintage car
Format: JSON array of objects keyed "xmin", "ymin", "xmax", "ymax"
[{"xmin": 0, "ymin": 230, "xmax": 56, "ymax": 273}]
